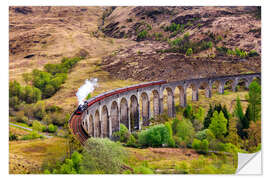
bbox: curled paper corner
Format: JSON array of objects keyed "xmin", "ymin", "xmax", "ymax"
[{"xmin": 236, "ymin": 151, "xmax": 262, "ymax": 175}]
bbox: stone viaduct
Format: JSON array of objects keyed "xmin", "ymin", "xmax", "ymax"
[{"xmin": 80, "ymin": 73, "xmax": 260, "ymax": 138}]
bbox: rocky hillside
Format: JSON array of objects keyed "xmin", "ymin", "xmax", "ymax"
[
  {"xmin": 9, "ymin": 6, "xmax": 261, "ymax": 111},
  {"xmin": 101, "ymin": 6, "xmax": 261, "ymax": 81}
]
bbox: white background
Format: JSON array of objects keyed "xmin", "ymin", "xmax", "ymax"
[{"xmin": 1, "ymin": 0, "xmax": 269, "ymax": 179}]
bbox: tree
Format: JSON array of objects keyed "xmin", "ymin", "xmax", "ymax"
[
  {"xmin": 209, "ymin": 111, "xmax": 227, "ymax": 139},
  {"xmin": 234, "ymin": 97, "xmax": 248, "ymax": 138},
  {"xmin": 193, "ymin": 107, "xmax": 205, "ymax": 131},
  {"xmin": 81, "ymin": 138, "xmax": 127, "ymax": 174},
  {"xmin": 204, "ymin": 104, "xmax": 213, "ymax": 129},
  {"xmin": 226, "ymin": 117, "xmax": 240, "ymax": 147},
  {"xmin": 245, "ymin": 120, "xmax": 261, "ymax": 151},
  {"xmin": 246, "ymin": 81, "xmax": 261, "ymax": 122},
  {"xmin": 175, "ymin": 118, "xmax": 195, "ymax": 145},
  {"xmin": 9, "ymin": 80, "xmax": 23, "ymax": 99},
  {"xmin": 183, "ymin": 104, "xmax": 193, "ymax": 120}
]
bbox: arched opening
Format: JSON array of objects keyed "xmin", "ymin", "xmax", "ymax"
[
  {"xmin": 140, "ymin": 92, "xmax": 150, "ymax": 126},
  {"xmin": 224, "ymin": 79, "xmax": 234, "ymax": 92},
  {"xmin": 130, "ymin": 95, "xmax": 139, "ymax": 131},
  {"xmin": 88, "ymin": 114, "xmax": 94, "ymax": 137},
  {"xmin": 236, "ymin": 78, "xmax": 249, "ymax": 91},
  {"xmin": 163, "ymin": 87, "xmax": 174, "ymax": 117},
  {"xmin": 94, "ymin": 110, "xmax": 101, "ymax": 137},
  {"xmin": 187, "ymin": 83, "xmax": 199, "ymax": 101},
  {"xmin": 199, "ymin": 81, "xmax": 211, "ymax": 98},
  {"xmin": 212, "ymin": 80, "xmax": 224, "ymax": 94},
  {"xmin": 152, "ymin": 90, "xmax": 160, "ymax": 118},
  {"xmin": 111, "ymin": 101, "xmax": 119, "ymax": 134},
  {"xmin": 101, "ymin": 106, "xmax": 109, "ymax": 137},
  {"xmin": 252, "ymin": 76, "xmax": 261, "ymax": 85},
  {"xmin": 177, "ymin": 86, "xmax": 186, "ymax": 108},
  {"xmin": 120, "ymin": 98, "xmax": 129, "ymax": 129}
]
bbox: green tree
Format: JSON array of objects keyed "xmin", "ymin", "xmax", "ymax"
[
  {"xmin": 246, "ymin": 81, "xmax": 261, "ymax": 122},
  {"xmin": 183, "ymin": 104, "xmax": 193, "ymax": 120},
  {"xmin": 234, "ymin": 96, "xmax": 248, "ymax": 138},
  {"xmin": 204, "ymin": 104, "xmax": 213, "ymax": 129},
  {"xmin": 165, "ymin": 122, "xmax": 175, "ymax": 147},
  {"xmin": 81, "ymin": 138, "xmax": 127, "ymax": 174},
  {"xmin": 209, "ymin": 111, "xmax": 227, "ymax": 139}
]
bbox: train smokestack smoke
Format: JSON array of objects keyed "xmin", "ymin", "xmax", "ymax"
[{"xmin": 76, "ymin": 78, "xmax": 98, "ymax": 105}]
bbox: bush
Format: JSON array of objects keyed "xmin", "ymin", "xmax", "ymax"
[
  {"xmin": 192, "ymin": 138, "xmax": 201, "ymax": 151},
  {"xmin": 81, "ymin": 138, "xmax": 127, "ymax": 174},
  {"xmin": 134, "ymin": 165, "xmax": 154, "ymax": 174},
  {"xmin": 175, "ymin": 119, "xmax": 195, "ymax": 146},
  {"xmin": 248, "ymin": 50, "xmax": 259, "ymax": 57},
  {"xmin": 138, "ymin": 124, "xmax": 170, "ymax": 147},
  {"xmin": 32, "ymin": 120, "xmax": 45, "ymax": 132},
  {"xmin": 137, "ymin": 30, "xmax": 148, "ymax": 41},
  {"xmin": 201, "ymin": 139, "xmax": 209, "ymax": 153},
  {"xmin": 126, "ymin": 134, "xmax": 137, "ymax": 147},
  {"xmin": 48, "ymin": 124, "xmax": 58, "ymax": 133},
  {"xmin": 185, "ymin": 48, "xmax": 193, "ymax": 56},
  {"xmin": 112, "ymin": 124, "xmax": 130, "ymax": 142},
  {"xmin": 165, "ymin": 122, "xmax": 175, "ymax": 147},
  {"xmin": 9, "ymin": 133, "xmax": 18, "ymax": 141},
  {"xmin": 21, "ymin": 131, "xmax": 43, "ymax": 140}
]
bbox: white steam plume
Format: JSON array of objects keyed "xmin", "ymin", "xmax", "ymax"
[{"xmin": 76, "ymin": 78, "xmax": 98, "ymax": 105}]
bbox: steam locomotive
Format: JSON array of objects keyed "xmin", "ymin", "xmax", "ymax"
[{"xmin": 74, "ymin": 80, "xmax": 166, "ymax": 115}]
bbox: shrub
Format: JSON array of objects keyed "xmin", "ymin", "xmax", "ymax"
[
  {"xmin": 175, "ymin": 119, "xmax": 195, "ymax": 146},
  {"xmin": 183, "ymin": 104, "xmax": 193, "ymax": 120},
  {"xmin": 138, "ymin": 124, "xmax": 170, "ymax": 147},
  {"xmin": 201, "ymin": 139, "xmax": 209, "ymax": 153},
  {"xmin": 21, "ymin": 131, "xmax": 43, "ymax": 140},
  {"xmin": 165, "ymin": 122, "xmax": 175, "ymax": 147},
  {"xmin": 126, "ymin": 134, "xmax": 137, "ymax": 147},
  {"xmin": 137, "ymin": 30, "xmax": 148, "ymax": 41},
  {"xmin": 134, "ymin": 165, "xmax": 154, "ymax": 174},
  {"xmin": 185, "ymin": 48, "xmax": 193, "ymax": 56},
  {"xmin": 9, "ymin": 133, "xmax": 18, "ymax": 141},
  {"xmin": 32, "ymin": 120, "xmax": 45, "ymax": 132},
  {"xmin": 48, "ymin": 124, "xmax": 58, "ymax": 133},
  {"xmin": 192, "ymin": 139, "xmax": 201, "ymax": 151},
  {"xmin": 248, "ymin": 50, "xmax": 259, "ymax": 57},
  {"xmin": 112, "ymin": 124, "xmax": 130, "ymax": 142},
  {"xmin": 81, "ymin": 138, "xmax": 127, "ymax": 174}
]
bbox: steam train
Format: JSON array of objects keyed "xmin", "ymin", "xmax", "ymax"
[{"xmin": 74, "ymin": 80, "xmax": 166, "ymax": 115}]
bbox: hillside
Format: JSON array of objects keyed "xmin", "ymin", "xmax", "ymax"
[
  {"xmin": 9, "ymin": 6, "xmax": 261, "ymax": 111},
  {"xmin": 101, "ymin": 6, "xmax": 261, "ymax": 81}
]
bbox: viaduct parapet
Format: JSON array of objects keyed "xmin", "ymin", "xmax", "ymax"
[{"xmin": 78, "ymin": 73, "xmax": 260, "ymax": 139}]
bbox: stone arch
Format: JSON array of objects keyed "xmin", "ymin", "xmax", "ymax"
[
  {"xmin": 140, "ymin": 92, "xmax": 150, "ymax": 126},
  {"xmin": 94, "ymin": 110, "xmax": 101, "ymax": 137},
  {"xmin": 120, "ymin": 98, "xmax": 129, "ymax": 129},
  {"xmin": 130, "ymin": 95, "xmax": 139, "ymax": 131},
  {"xmin": 199, "ymin": 81, "xmax": 212, "ymax": 98},
  {"xmin": 212, "ymin": 80, "xmax": 225, "ymax": 94},
  {"xmin": 110, "ymin": 101, "xmax": 120, "ymax": 134},
  {"xmin": 236, "ymin": 77, "xmax": 250, "ymax": 90},
  {"xmin": 101, "ymin": 105, "xmax": 109, "ymax": 137},
  {"xmin": 224, "ymin": 79, "xmax": 235, "ymax": 91},
  {"xmin": 187, "ymin": 83, "xmax": 199, "ymax": 101},
  {"xmin": 152, "ymin": 90, "xmax": 160, "ymax": 117},
  {"xmin": 88, "ymin": 114, "xmax": 94, "ymax": 137},
  {"xmin": 177, "ymin": 85, "xmax": 186, "ymax": 107},
  {"xmin": 163, "ymin": 87, "xmax": 175, "ymax": 117}
]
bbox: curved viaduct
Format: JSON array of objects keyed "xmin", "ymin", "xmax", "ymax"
[{"xmin": 69, "ymin": 73, "xmax": 260, "ymax": 144}]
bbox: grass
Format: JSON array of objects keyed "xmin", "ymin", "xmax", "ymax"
[
  {"xmin": 125, "ymin": 147, "xmax": 236, "ymax": 174},
  {"xmin": 9, "ymin": 137, "xmax": 68, "ymax": 174}
]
